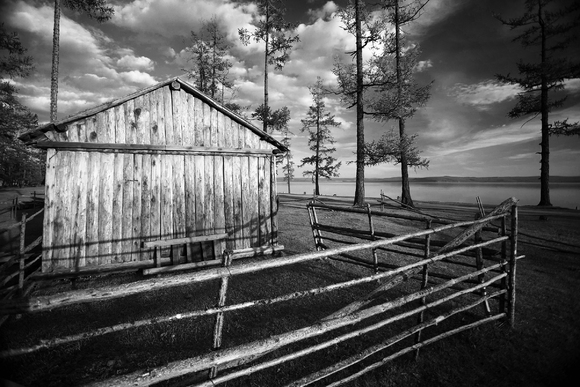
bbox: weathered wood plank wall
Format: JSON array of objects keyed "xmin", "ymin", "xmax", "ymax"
[{"xmin": 42, "ymin": 86, "xmax": 278, "ymax": 272}]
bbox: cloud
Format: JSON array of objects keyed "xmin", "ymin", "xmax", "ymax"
[
  {"xmin": 4, "ymin": 0, "xmax": 159, "ymax": 121},
  {"xmin": 307, "ymin": 1, "xmax": 339, "ymax": 21},
  {"xmin": 430, "ymin": 119, "xmax": 540, "ymax": 157},
  {"xmin": 112, "ymin": 0, "xmax": 254, "ymax": 42},
  {"xmin": 117, "ymin": 55, "xmax": 155, "ymax": 71},
  {"xmin": 507, "ymin": 152, "xmax": 535, "ymax": 160},
  {"xmin": 119, "ymin": 70, "xmax": 157, "ymax": 86},
  {"xmin": 407, "ymin": 0, "xmax": 468, "ymax": 35},
  {"xmin": 565, "ymin": 78, "xmax": 580, "ymax": 93},
  {"xmin": 415, "ymin": 59, "xmax": 433, "ymax": 72},
  {"xmin": 448, "ymin": 80, "xmax": 521, "ymax": 110}
]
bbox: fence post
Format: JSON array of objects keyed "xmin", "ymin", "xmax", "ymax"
[
  {"xmin": 414, "ymin": 219, "xmax": 432, "ymax": 360},
  {"xmin": 499, "ymin": 215, "xmax": 508, "ymax": 314},
  {"xmin": 18, "ymin": 213, "xmax": 27, "ymax": 297},
  {"xmin": 209, "ymin": 250, "xmax": 233, "ymax": 379},
  {"xmin": 11, "ymin": 197, "xmax": 17, "ymax": 219},
  {"xmin": 307, "ymin": 203, "xmax": 325, "ymax": 251},
  {"xmin": 366, "ymin": 204, "xmax": 379, "ymax": 274},
  {"xmin": 507, "ymin": 204, "xmax": 518, "ymax": 328},
  {"xmin": 474, "ymin": 229, "xmax": 491, "ymax": 316}
]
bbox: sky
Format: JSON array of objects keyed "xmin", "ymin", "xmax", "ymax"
[{"xmin": 1, "ymin": 0, "xmax": 579, "ymax": 179}]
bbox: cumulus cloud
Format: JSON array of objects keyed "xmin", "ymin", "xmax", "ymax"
[
  {"xmin": 117, "ymin": 55, "xmax": 155, "ymax": 71},
  {"xmin": 448, "ymin": 80, "xmax": 521, "ymax": 110},
  {"xmin": 4, "ymin": 0, "xmax": 159, "ymax": 121},
  {"xmin": 119, "ymin": 70, "xmax": 157, "ymax": 86},
  {"xmin": 307, "ymin": 1, "xmax": 339, "ymax": 21},
  {"xmin": 415, "ymin": 59, "xmax": 433, "ymax": 72},
  {"xmin": 112, "ymin": 0, "xmax": 254, "ymax": 42}
]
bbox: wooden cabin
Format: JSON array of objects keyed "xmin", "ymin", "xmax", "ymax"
[{"xmin": 19, "ymin": 77, "xmax": 287, "ymax": 274}]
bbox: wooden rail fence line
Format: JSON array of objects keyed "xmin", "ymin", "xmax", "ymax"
[
  {"xmin": 0, "ymin": 207, "xmax": 44, "ymax": 328},
  {"xmin": 0, "ymin": 198, "xmax": 520, "ymax": 387}
]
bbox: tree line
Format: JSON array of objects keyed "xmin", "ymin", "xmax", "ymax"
[{"xmin": 3, "ymin": 0, "xmax": 579, "ymax": 207}]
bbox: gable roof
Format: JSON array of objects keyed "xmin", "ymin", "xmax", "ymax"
[{"xmin": 19, "ymin": 77, "xmax": 288, "ymax": 152}]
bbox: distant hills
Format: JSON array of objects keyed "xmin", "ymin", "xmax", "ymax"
[
  {"xmin": 280, "ymin": 176, "xmax": 580, "ymax": 183},
  {"xmin": 366, "ymin": 176, "xmax": 580, "ymax": 183}
]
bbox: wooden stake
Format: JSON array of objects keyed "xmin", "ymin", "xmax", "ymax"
[
  {"xmin": 499, "ymin": 215, "xmax": 508, "ymax": 314},
  {"xmin": 18, "ymin": 214, "xmax": 27, "ymax": 297},
  {"xmin": 209, "ymin": 251, "xmax": 233, "ymax": 379},
  {"xmin": 414, "ymin": 219, "xmax": 431, "ymax": 359},
  {"xmin": 307, "ymin": 202, "xmax": 324, "ymax": 250},
  {"xmin": 475, "ymin": 227, "xmax": 491, "ymax": 315},
  {"xmin": 310, "ymin": 203, "xmax": 325, "ymax": 250},
  {"xmin": 366, "ymin": 204, "xmax": 379, "ymax": 274},
  {"xmin": 508, "ymin": 204, "xmax": 518, "ymax": 327}
]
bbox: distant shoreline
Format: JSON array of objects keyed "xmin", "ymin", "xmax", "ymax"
[{"xmin": 279, "ymin": 176, "xmax": 580, "ymax": 183}]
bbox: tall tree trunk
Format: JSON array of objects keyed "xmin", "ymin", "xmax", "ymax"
[
  {"xmin": 286, "ymin": 154, "xmax": 291, "ymax": 194},
  {"xmin": 263, "ymin": 4, "xmax": 270, "ymax": 134},
  {"xmin": 315, "ymin": 108, "xmax": 320, "ymax": 196},
  {"xmin": 399, "ymin": 119, "xmax": 414, "ymax": 206},
  {"xmin": 50, "ymin": 0, "xmax": 61, "ymax": 122},
  {"xmin": 211, "ymin": 45, "xmax": 217, "ymax": 100},
  {"xmin": 353, "ymin": 0, "xmax": 365, "ymax": 206},
  {"xmin": 538, "ymin": 1, "xmax": 551, "ymax": 206},
  {"xmin": 394, "ymin": 0, "xmax": 414, "ymax": 207}
]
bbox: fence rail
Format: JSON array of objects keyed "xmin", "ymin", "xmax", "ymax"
[
  {"xmin": 0, "ymin": 198, "xmax": 520, "ymax": 387},
  {"xmin": 0, "ymin": 191, "xmax": 44, "ymax": 221},
  {"xmin": 0, "ymin": 206, "xmax": 44, "ymax": 328}
]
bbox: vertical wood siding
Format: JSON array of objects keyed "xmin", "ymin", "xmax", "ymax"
[{"xmin": 42, "ymin": 86, "xmax": 278, "ymax": 272}]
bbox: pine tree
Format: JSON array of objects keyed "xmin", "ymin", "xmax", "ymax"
[
  {"xmin": 281, "ymin": 137, "xmax": 295, "ymax": 193},
  {"xmin": 277, "ymin": 109, "xmax": 294, "ymax": 193},
  {"xmin": 364, "ymin": 0, "xmax": 431, "ymax": 207},
  {"xmin": 183, "ymin": 17, "xmax": 233, "ymax": 103},
  {"xmin": 333, "ymin": 0, "xmax": 429, "ymax": 206},
  {"xmin": 50, "ymin": 0, "xmax": 113, "ymax": 121},
  {"xmin": 239, "ymin": 0, "xmax": 299, "ymax": 133},
  {"xmin": 333, "ymin": 0, "xmax": 388, "ymax": 206},
  {"xmin": 300, "ymin": 78, "xmax": 342, "ymax": 196},
  {"xmin": 495, "ymin": 0, "xmax": 580, "ymax": 206},
  {"xmin": 252, "ymin": 104, "xmax": 294, "ymax": 191},
  {"xmin": 1, "ymin": 25, "xmax": 43, "ymax": 186}
]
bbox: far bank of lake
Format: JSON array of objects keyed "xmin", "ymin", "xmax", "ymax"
[{"xmin": 277, "ymin": 180, "xmax": 580, "ymax": 209}]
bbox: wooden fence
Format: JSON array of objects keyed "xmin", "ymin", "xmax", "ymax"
[
  {"xmin": 0, "ymin": 198, "xmax": 521, "ymax": 386},
  {"xmin": 0, "ymin": 191, "xmax": 44, "ymax": 220},
  {"xmin": 0, "ymin": 207, "xmax": 44, "ymax": 327}
]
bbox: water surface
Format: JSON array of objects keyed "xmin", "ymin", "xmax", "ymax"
[{"xmin": 278, "ymin": 180, "xmax": 580, "ymax": 209}]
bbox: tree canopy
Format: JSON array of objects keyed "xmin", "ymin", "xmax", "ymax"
[
  {"xmin": 300, "ymin": 78, "xmax": 342, "ymax": 196},
  {"xmin": 183, "ymin": 17, "xmax": 233, "ymax": 103},
  {"xmin": 239, "ymin": 0, "xmax": 299, "ymax": 133},
  {"xmin": 495, "ymin": 0, "xmax": 580, "ymax": 206},
  {"xmin": 1, "ymin": 25, "xmax": 43, "ymax": 187}
]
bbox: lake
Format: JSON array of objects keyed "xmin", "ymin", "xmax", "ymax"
[{"xmin": 277, "ymin": 180, "xmax": 580, "ymax": 209}]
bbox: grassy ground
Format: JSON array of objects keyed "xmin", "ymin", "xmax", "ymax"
[{"xmin": 0, "ymin": 192, "xmax": 579, "ymax": 386}]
